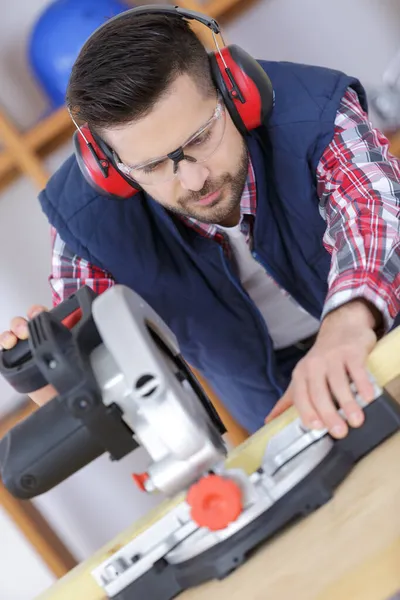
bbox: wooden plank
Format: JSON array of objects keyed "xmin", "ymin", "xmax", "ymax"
[
  {"xmin": 0, "ymin": 149, "xmax": 15, "ymax": 179},
  {"xmin": 0, "ymin": 107, "xmax": 74, "ymax": 191},
  {"xmin": 201, "ymin": 0, "xmax": 248, "ymax": 19},
  {"xmin": 388, "ymin": 130, "xmax": 400, "ymax": 158},
  {"xmin": 0, "ymin": 162, "xmax": 20, "ymax": 193},
  {"xmin": 211, "ymin": 0, "xmax": 261, "ymax": 24},
  {"xmin": 0, "ymin": 108, "xmax": 49, "ymax": 189},
  {"xmin": 24, "ymin": 108, "xmax": 74, "ymax": 152},
  {"xmin": 175, "ymin": 0, "xmax": 222, "ymax": 47},
  {"xmin": 0, "ymin": 399, "xmax": 37, "ymax": 438}
]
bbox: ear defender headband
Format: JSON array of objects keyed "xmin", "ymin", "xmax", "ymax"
[{"xmin": 71, "ymin": 4, "xmax": 274, "ymax": 199}]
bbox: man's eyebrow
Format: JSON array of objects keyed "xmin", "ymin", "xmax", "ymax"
[
  {"xmin": 125, "ymin": 125, "xmax": 203, "ymax": 170},
  {"xmin": 125, "ymin": 101, "xmax": 217, "ymax": 170}
]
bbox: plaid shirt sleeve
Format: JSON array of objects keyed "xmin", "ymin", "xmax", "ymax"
[
  {"xmin": 317, "ymin": 86, "xmax": 400, "ymax": 331},
  {"xmin": 49, "ymin": 226, "xmax": 115, "ymax": 306}
]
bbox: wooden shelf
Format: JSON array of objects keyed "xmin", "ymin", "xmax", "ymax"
[
  {"xmin": 0, "ymin": 107, "xmax": 75, "ymax": 193},
  {"xmin": 387, "ymin": 130, "xmax": 400, "ymax": 158},
  {"xmin": 0, "ymin": 400, "xmax": 37, "ymax": 438},
  {"xmin": 197, "ymin": 0, "xmax": 247, "ymax": 19}
]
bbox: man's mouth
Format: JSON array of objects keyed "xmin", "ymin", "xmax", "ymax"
[{"xmin": 196, "ymin": 189, "xmax": 222, "ymax": 206}]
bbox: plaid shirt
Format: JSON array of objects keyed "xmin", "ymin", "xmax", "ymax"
[{"xmin": 50, "ymin": 87, "xmax": 400, "ymax": 330}]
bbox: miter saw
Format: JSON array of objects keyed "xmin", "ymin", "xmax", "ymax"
[{"xmin": 0, "ymin": 285, "xmax": 399, "ymax": 600}]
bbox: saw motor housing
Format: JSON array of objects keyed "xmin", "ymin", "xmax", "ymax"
[{"xmin": 0, "ymin": 285, "xmax": 227, "ymax": 499}]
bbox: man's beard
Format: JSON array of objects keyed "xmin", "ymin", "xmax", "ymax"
[{"xmin": 166, "ymin": 143, "xmax": 249, "ymax": 225}]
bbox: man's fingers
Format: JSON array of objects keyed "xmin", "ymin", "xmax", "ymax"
[
  {"xmin": 0, "ymin": 306, "xmax": 49, "ymax": 349},
  {"xmin": 9, "ymin": 316, "xmax": 29, "ymax": 340},
  {"xmin": 0, "ymin": 331, "xmax": 18, "ymax": 349},
  {"xmin": 327, "ymin": 360, "xmax": 364, "ymax": 429},
  {"xmin": 11, "ymin": 306, "xmax": 48, "ymax": 341},
  {"xmin": 347, "ymin": 358, "xmax": 376, "ymax": 405},
  {"xmin": 291, "ymin": 366, "xmax": 324, "ymax": 430},
  {"xmin": 27, "ymin": 305, "xmax": 48, "ymax": 320},
  {"xmin": 306, "ymin": 363, "xmax": 348, "ymax": 438},
  {"xmin": 265, "ymin": 388, "xmax": 293, "ymax": 422}
]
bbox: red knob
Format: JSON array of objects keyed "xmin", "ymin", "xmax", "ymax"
[
  {"xmin": 186, "ymin": 474, "xmax": 243, "ymax": 531},
  {"xmin": 132, "ymin": 472, "xmax": 149, "ymax": 492}
]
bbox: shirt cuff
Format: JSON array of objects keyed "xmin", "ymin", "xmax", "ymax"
[{"xmin": 321, "ymin": 269, "xmax": 400, "ymax": 334}]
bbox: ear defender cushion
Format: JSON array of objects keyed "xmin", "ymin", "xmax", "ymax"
[
  {"xmin": 209, "ymin": 45, "xmax": 274, "ymax": 135},
  {"xmin": 73, "ymin": 126, "xmax": 140, "ymax": 199}
]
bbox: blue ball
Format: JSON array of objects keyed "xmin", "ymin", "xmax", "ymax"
[{"xmin": 28, "ymin": 0, "xmax": 130, "ymax": 108}]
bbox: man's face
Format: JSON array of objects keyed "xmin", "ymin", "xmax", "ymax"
[{"xmin": 103, "ymin": 74, "xmax": 248, "ymax": 226}]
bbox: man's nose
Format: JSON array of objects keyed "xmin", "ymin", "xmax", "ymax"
[{"xmin": 177, "ymin": 160, "xmax": 209, "ymax": 191}]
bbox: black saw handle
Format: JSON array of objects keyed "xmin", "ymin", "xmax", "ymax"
[
  {"xmin": 0, "ymin": 398, "xmax": 104, "ymax": 499},
  {"xmin": 0, "ymin": 286, "xmax": 138, "ymax": 499},
  {"xmin": 0, "ymin": 287, "xmax": 97, "ymax": 394}
]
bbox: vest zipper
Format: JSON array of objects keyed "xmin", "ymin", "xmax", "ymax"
[{"xmin": 219, "ymin": 247, "xmax": 284, "ymax": 397}]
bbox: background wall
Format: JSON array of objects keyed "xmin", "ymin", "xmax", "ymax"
[
  {"xmin": 225, "ymin": 0, "xmax": 400, "ymax": 107},
  {"xmin": 0, "ymin": 0, "xmax": 399, "ymax": 598}
]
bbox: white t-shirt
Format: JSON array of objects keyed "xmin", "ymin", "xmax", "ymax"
[{"xmin": 218, "ymin": 223, "xmax": 320, "ymax": 350}]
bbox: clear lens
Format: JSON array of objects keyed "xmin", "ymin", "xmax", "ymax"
[{"xmin": 118, "ymin": 100, "xmax": 226, "ymax": 186}]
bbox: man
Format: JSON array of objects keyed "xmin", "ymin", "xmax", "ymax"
[{"xmin": 1, "ymin": 11, "xmax": 400, "ymax": 438}]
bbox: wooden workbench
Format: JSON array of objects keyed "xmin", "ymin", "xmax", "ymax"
[
  {"xmin": 182, "ymin": 435, "xmax": 400, "ymax": 600},
  {"xmin": 37, "ymin": 327, "xmax": 400, "ymax": 600}
]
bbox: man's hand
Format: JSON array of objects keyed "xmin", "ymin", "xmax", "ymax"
[
  {"xmin": 266, "ymin": 300, "xmax": 379, "ymax": 438},
  {"xmin": 0, "ymin": 305, "xmax": 57, "ymax": 405}
]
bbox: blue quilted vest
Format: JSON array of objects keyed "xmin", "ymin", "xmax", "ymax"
[{"xmin": 38, "ymin": 61, "xmax": 367, "ymax": 434}]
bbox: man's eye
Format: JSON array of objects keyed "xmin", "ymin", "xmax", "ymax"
[
  {"xmin": 189, "ymin": 129, "xmax": 212, "ymax": 147},
  {"xmin": 141, "ymin": 161, "xmax": 164, "ymax": 174}
]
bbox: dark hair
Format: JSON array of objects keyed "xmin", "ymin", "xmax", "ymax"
[{"xmin": 66, "ymin": 12, "xmax": 215, "ymax": 131}]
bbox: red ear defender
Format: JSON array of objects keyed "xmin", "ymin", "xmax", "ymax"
[
  {"xmin": 72, "ymin": 125, "xmax": 139, "ymax": 199},
  {"xmin": 209, "ymin": 45, "xmax": 274, "ymax": 135}
]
